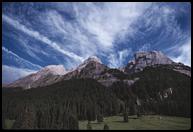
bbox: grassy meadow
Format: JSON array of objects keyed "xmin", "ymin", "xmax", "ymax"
[
  {"xmin": 4, "ymin": 115, "xmax": 191, "ymax": 130},
  {"xmin": 79, "ymin": 115, "xmax": 191, "ymax": 130}
]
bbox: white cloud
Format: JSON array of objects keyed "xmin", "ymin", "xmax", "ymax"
[
  {"xmin": 4, "ymin": 3, "xmax": 189, "ymax": 70},
  {"xmin": 2, "ymin": 65, "xmax": 37, "ymax": 84},
  {"xmin": 170, "ymin": 39, "xmax": 191, "ymax": 66},
  {"xmin": 41, "ymin": 3, "xmax": 151, "ymax": 67},
  {"xmin": 15, "ymin": 36, "xmax": 44, "ymax": 62},
  {"xmin": 138, "ymin": 43, "xmax": 151, "ymax": 52},
  {"xmin": 2, "ymin": 46, "xmax": 42, "ymax": 69},
  {"xmin": 43, "ymin": 10, "xmax": 98, "ymax": 59},
  {"xmin": 108, "ymin": 49, "xmax": 131, "ymax": 68},
  {"xmin": 2, "ymin": 14, "xmax": 84, "ymax": 62},
  {"xmin": 74, "ymin": 2, "xmax": 151, "ymax": 50}
]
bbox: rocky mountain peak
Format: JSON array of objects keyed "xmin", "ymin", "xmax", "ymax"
[
  {"xmin": 134, "ymin": 50, "xmax": 173, "ymax": 65},
  {"xmin": 7, "ymin": 65, "xmax": 68, "ymax": 89},
  {"xmin": 125, "ymin": 51, "xmax": 174, "ymax": 73},
  {"xmin": 84, "ymin": 56, "xmax": 102, "ymax": 64},
  {"xmin": 38, "ymin": 65, "xmax": 67, "ymax": 76},
  {"xmin": 62, "ymin": 56, "xmax": 108, "ymax": 80},
  {"xmin": 76, "ymin": 56, "xmax": 102, "ymax": 72},
  {"xmin": 124, "ymin": 51, "xmax": 190, "ymax": 76}
]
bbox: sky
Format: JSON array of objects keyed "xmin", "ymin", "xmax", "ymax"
[{"xmin": 2, "ymin": 2, "xmax": 191, "ymax": 84}]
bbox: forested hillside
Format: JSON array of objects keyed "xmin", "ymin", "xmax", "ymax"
[
  {"xmin": 130, "ymin": 66, "xmax": 191, "ymax": 117},
  {"xmin": 2, "ymin": 79, "xmax": 120, "ymax": 129},
  {"xmin": 2, "ymin": 66, "xmax": 191, "ymax": 129}
]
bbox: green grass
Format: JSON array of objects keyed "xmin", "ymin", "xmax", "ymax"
[
  {"xmin": 79, "ymin": 115, "xmax": 191, "ymax": 130},
  {"xmin": 4, "ymin": 115, "xmax": 191, "ymax": 130},
  {"xmin": 4, "ymin": 119, "xmax": 15, "ymax": 129}
]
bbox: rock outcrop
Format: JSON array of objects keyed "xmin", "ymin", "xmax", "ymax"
[
  {"xmin": 124, "ymin": 51, "xmax": 174, "ymax": 73},
  {"xmin": 7, "ymin": 65, "xmax": 67, "ymax": 89},
  {"xmin": 124, "ymin": 51, "xmax": 191, "ymax": 77},
  {"xmin": 62, "ymin": 56, "xmax": 109, "ymax": 80},
  {"xmin": 6, "ymin": 51, "xmax": 191, "ymax": 89}
]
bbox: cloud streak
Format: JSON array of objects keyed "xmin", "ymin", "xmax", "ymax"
[
  {"xmin": 2, "ymin": 2, "xmax": 191, "ymax": 80},
  {"xmin": 2, "ymin": 46, "xmax": 42, "ymax": 69},
  {"xmin": 2, "ymin": 14, "xmax": 84, "ymax": 62},
  {"xmin": 170, "ymin": 39, "xmax": 191, "ymax": 66},
  {"xmin": 40, "ymin": 2, "xmax": 151, "ymax": 67},
  {"xmin": 108, "ymin": 49, "xmax": 132, "ymax": 68}
]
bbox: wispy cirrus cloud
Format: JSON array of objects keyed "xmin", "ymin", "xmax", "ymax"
[
  {"xmin": 169, "ymin": 39, "xmax": 191, "ymax": 66},
  {"xmin": 2, "ymin": 46, "xmax": 42, "ymax": 70},
  {"xmin": 2, "ymin": 14, "xmax": 84, "ymax": 63},
  {"xmin": 40, "ymin": 2, "xmax": 151, "ymax": 66},
  {"xmin": 108, "ymin": 49, "xmax": 132, "ymax": 68},
  {"xmin": 74, "ymin": 2, "xmax": 151, "ymax": 48},
  {"xmin": 2, "ymin": 2, "xmax": 191, "ymax": 74}
]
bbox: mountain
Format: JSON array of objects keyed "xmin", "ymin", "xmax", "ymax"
[
  {"xmin": 2, "ymin": 51, "xmax": 191, "ymax": 129},
  {"xmin": 7, "ymin": 65, "xmax": 67, "ymax": 89},
  {"xmin": 124, "ymin": 51, "xmax": 191, "ymax": 76},
  {"xmin": 3, "ymin": 79, "xmax": 120, "ymax": 129},
  {"xmin": 61, "ymin": 56, "xmax": 133, "ymax": 87},
  {"xmin": 6, "ymin": 51, "xmax": 191, "ymax": 89},
  {"xmin": 110, "ymin": 65, "xmax": 191, "ymax": 117},
  {"xmin": 62, "ymin": 56, "xmax": 109, "ymax": 80},
  {"xmin": 6, "ymin": 56, "xmax": 110, "ymax": 89},
  {"xmin": 124, "ymin": 51, "xmax": 173, "ymax": 73}
]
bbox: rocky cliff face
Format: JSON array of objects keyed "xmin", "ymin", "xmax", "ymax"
[
  {"xmin": 124, "ymin": 51, "xmax": 174, "ymax": 73},
  {"xmin": 62, "ymin": 56, "xmax": 109, "ymax": 80},
  {"xmin": 7, "ymin": 65, "xmax": 67, "ymax": 89},
  {"xmin": 124, "ymin": 51, "xmax": 191, "ymax": 77},
  {"xmin": 6, "ymin": 51, "xmax": 191, "ymax": 89}
]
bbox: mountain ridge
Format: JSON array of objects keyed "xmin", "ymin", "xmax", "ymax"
[{"xmin": 5, "ymin": 51, "xmax": 191, "ymax": 89}]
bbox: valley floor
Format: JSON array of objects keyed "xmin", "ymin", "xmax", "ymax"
[{"xmin": 79, "ymin": 115, "xmax": 191, "ymax": 130}]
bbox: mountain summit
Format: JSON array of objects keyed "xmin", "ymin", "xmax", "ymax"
[
  {"xmin": 124, "ymin": 51, "xmax": 174, "ymax": 73},
  {"xmin": 84, "ymin": 56, "xmax": 102, "ymax": 64},
  {"xmin": 6, "ymin": 51, "xmax": 191, "ymax": 89},
  {"xmin": 76, "ymin": 56, "xmax": 102, "ymax": 72},
  {"xmin": 37, "ymin": 65, "xmax": 67, "ymax": 76},
  {"xmin": 124, "ymin": 51, "xmax": 190, "ymax": 76},
  {"xmin": 134, "ymin": 51, "xmax": 173, "ymax": 65},
  {"xmin": 7, "ymin": 65, "xmax": 67, "ymax": 89},
  {"xmin": 62, "ymin": 55, "xmax": 108, "ymax": 80}
]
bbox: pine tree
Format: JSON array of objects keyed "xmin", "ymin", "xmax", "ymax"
[{"xmin": 13, "ymin": 104, "xmax": 36, "ymax": 129}]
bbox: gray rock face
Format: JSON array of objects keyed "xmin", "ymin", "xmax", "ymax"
[
  {"xmin": 134, "ymin": 51, "xmax": 173, "ymax": 68},
  {"xmin": 6, "ymin": 51, "xmax": 191, "ymax": 90},
  {"xmin": 125, "ymin": 51, "xmax": 174, "ymax": 73},
  {"xmin": 63, "ymin": 56, "xmax": 109, "ymax": 80},
  {"xmin": 172, "ymin": 63, "xmax": 191, "ymax": 77},
  {"xmin": 7, "ymin": 65, "xmax": 67, "ymax": 89},
  {"xmin": 124, "ymin": 51, "xmax": 191, "ymax": 77}
]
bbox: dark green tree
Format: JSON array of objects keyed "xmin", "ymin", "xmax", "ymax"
[
  {"xmin": 12, "ymin": 104, "xmax": 36, "ymax": 129},
  {"xmin": 104, "ymin": 124, "xmax": 110, "ymax": 130},
  {"xmin": 123, "ymin": 111, "xmax": 128, "ymax": 122},
  {"xmin": 97, "ymin": 114, "xmax": 103, "ymax": 123}
]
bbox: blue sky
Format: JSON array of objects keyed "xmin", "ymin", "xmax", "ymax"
[{"xmin": 2, "ymin": 2, "xmax": 191, "ymax": 84}]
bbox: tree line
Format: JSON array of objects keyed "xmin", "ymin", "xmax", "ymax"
[{"xmin": 2, "ymin": 66, "xmax": 191, "ymax": 129}]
